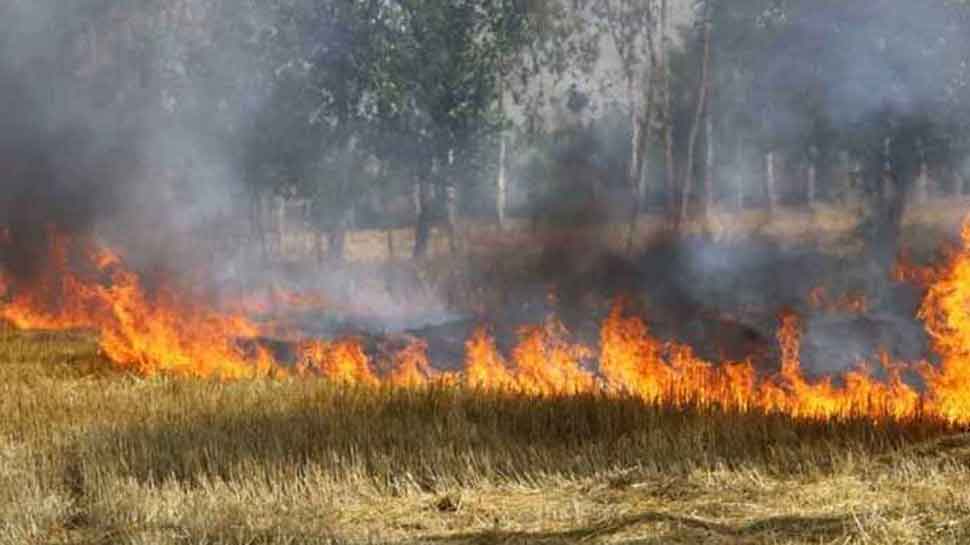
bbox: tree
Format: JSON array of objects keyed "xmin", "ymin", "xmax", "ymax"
[
  {"xmin": 745, "ymin": 0, "xmax": 970, "ymax": 275},
  {"xmin": 490, "ymin": 0, "xmax": 534, "ymax": 229},
  {"xmin": 592, "ymin": 0, "xmax": 658, "ymax": 251},
  {"xmin": 370, "ymin": 0, "xmax": 518, "ymax": 258},
  {"xmin": 679, "ymin": 0, "xmax": 713, "ymax": 227}
]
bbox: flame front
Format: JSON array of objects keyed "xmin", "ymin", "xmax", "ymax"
[
  {"xmin": 919, "ymin": 221, "xmax": 970, "ymax": 422},
  {"xmin": 0, "ymin": 231, "xmax": 271, "ymax": 378},
  {"xmin": 4, "ymin": 222, "xmax": 970, "ymax": 426}
]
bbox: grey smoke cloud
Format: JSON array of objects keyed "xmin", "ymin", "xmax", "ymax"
[
  {"xmin": 0, "ymin": 2, "xmax": 261, "ymax": 283},
  {"xmin": 748, "ymin": 1, "xmax": 970, "ymax": 142}
]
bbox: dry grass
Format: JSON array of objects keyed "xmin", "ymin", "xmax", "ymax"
[
  {"xmin": 270, "ymin": 197, "xmax": 970, "ymax": 264},
  {"xmin": 1, "ymin": 327, "xmax": 970, "ymax": 544}
]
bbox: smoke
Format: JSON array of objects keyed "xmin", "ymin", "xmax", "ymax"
[
  {"xmin": 0, "ymin": 1, "xmax": 466, "ymax": 336},
  {"xmin": 0, "ymin": 0, "xmax": 965, "ymax": 367},
  {"xmin": 743, "ymin": 0, "xmax": 970, "ymax": 160},
  {"xmin": 0, "ymin": 2, "xmax": 258, "ymax": 287},
  {"xmin": 0, "ymin": 15, "xmax": 123, "ymax": 279}
]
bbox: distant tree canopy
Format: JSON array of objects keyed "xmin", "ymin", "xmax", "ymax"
[{"xmin": 4, "ymin": 0, "xmax": 970, "ymax": 261}]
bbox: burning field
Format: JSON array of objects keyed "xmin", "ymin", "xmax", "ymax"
[
  {"xmin": 6, "ymin": 1, "xmax": 970, "ymax": 542},
  {"xmin": 3, "ymin": 219, "xmax": 970, "ymax": 425},
  {"xmin": 2, "ymin": 217, "xmax": 970, "ymax": 544}
]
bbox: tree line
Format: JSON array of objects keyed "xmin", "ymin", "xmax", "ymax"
[{"xmin": 6, "ymin": 0, "xmax": 970, "ymax": 269}]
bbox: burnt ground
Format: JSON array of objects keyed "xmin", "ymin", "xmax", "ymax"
[{"xmin": 251, "ymin": 231, "xmax": 939, "ymax": 383}]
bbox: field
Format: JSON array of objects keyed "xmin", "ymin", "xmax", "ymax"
[
  {"xmin": 2, "ymin": 328, "xmax": 969, "ymax": 545},
  {"xmin": 5, "ymin": 200, "xmax": 970, "ymax": 544}
]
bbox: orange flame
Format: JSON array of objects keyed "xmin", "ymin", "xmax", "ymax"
[
  {"xmin": 297, "ymin": 338, "xmax": 378, "ymax": 385},
  {"xmin": 893, "ymin": 250, "xmax": 938, "ymax": 287},
  {"xmin": 600, "ymin": 299, "xmax": 757, "ymax": 408},
  {"xmin": 0, "ymin": 230, "xmax": 270, "ymax": 378},
  {"xmin": 808, "ymin": 287, "xmax": 868, "ymax": 314},
  {"xmin": 918, "ymin": 221, "xmax": 970, "ymax": 422},
  {"xmin": 388, "ymin": 338, "xmax": 436, "ymax": 387},
  {"xmin": 464, "ymin": 326, "xmax": 515, "ymax": 390},
  {"xmin": 511, "ymin": 316, "xmax": 594, "ymax": 396},
  {"xmin": 7, "ymin": 219, "xmax": 970, "ymax": 426}
]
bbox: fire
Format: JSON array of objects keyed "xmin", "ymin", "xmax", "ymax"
[
  {"xmin": 599, "ymin": 299, "xmax": 667, "ymax": 400},
  {"xmin": 297, "ymin": 338, "xmax": 378, "ymax": 385},
  {"xmin": 918, "ymin": 221, "xmax": 970, "ymax": 422},
  {"xmin": 893, "ymin": 249, "xmax": 937, "ymax": 286},
  {"xmin": 510, "ymin": 316, "xmax": 594, "ymax": 396},
  {"xmin": 463, "ymin": 319, "xmax": 593, "ymax": 395},
  {"xmin": 0, "ymin": 231, "xmax": 108, "ymax": 331},
  {"xmin": 296, "ymin": 336, "xmax": 440, "ymax": 388},
  {"xmin": 7, "ymin": 218, "xmax": 970, "ymax": 426},
  {"xmin": 388, "ymin": 338, "xmax": 436, "ymax": 387},
  {"xmin": 464, "ymin": 326, "xmax": 515, "ymax": 390},
  {"xmin": 762, "ymin": 312, "xmax": 920, "ymax": 421},
  {"xmin": 0, "ymin": 230, "xmax": 272, "ymax": 378},
  {"xmin": 598, "ymin": 304, "xmax": 923, "ymax": 421},
  {"xmin": 807, "ymin": 287, "xmax": 868, "ymax": 314},
  {"xmin": 599, "ymin": 299, "xmax": 757, "ymax": 409}
]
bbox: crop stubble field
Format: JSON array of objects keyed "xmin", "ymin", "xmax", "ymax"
[
  {"xmin": 3, "ymin": 329, "xmax": 970, "ymax": 544},
  {"xmin": 4, "ymin": 204, "xmax": 970, "ymax": 545}
]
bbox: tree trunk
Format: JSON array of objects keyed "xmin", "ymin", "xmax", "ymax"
[
  {"xmin": 680, "ymin": 12, "xmax": 712, "ymax": 228},
  {"xmin": 660, "ymin": 0, "xmax": 676, "ymax": 227},
  {"xmin": 866, "ymin": 139, "xmax": 905, "ymax": 300},
  {"xmin": 702, "ymin": 14, "xmax": 717, "ymax": 221},
  {"xmin": 529, "ymin": 183, "xmax": 541, "ymax": 234},
  {"xmin": 386, "ymin": 227, "xmax": 395, "ymax": 260},
  {"xmin": 916, "ymin": 138, "xmax": 929, "ymax": 203},
  {"xmin": 734, "ymin": 144, "xmax": 744, "ymax": 210},
  {"xmin": 413, "ymin": 175, "xmax": 432, "ymax": 259},
  {"xmin": 497, "ymin": 133, "xmax": 508, "ymax": 228},
  {"xmin": 807, "ymin": 145, "xmax": 818, "ymax": 207},
  {"xmin": 327, "ymin": 226, "xmax": 346, "ymax": 261},
  {"xmin": 328, "ymin": 152, "xmax": 355, "ymax": 262},
  {"xmin": 249, "ymin": 187, "xmax": 269, "ymax": 264},
  {"xmin": 840, "ymin": 150, "xmax": 858, "ymax": 207},
  {"xmin": 624, "ymin": 122, "xmax": 645, "ymax": 254},
  {"xmin": 703, "ymin": 109, "xmax": 715, "ymax": 216},
  {"xmin": 315, "ymin": 230, "xmax": 326, "ymax": 265},
  {"xmin": 765, "ymin": 151, "xmax": 778, "ymax": 214},
  {"xmin": 879, "ymin": 137, "xmax": 892, "ymax": 202},
  {"xmin": 638, "ymin": 154, "xmax": 650, "ymax": 212},
  {"xmin": 496, "ymin": 82, "xmax": 509, "ymax": 229},
  {"xmin": 274, "ymin": 193, "xmax": 286, "ymax": 258},
  {"xmin": 309, "ymin": 197, "xmax": 325, "ymax": 265},
  {"xmin": 443, "ymin": 149, "xmax": 460, "ymax": 254},
  {"xmin": 629, "ymin": 110, "xmax": 642, "ymax": 191},
  {"xmin": 625, "ymin": 84, "xmax": 651, "ymax": 254},
  {"xmin": 444, "ymin": 184, "xmax": 459, "ymax": 254},
  {"xmin": 382, "ymin": 173, "xmax": 398, "ymax": 298},
  {"xmin": 872, "ymin": 144, "xmax": 905, "ymax": 275},
  {"xmin": 326, "ymin": 189, "xmax": 353, "ymax": 263}
]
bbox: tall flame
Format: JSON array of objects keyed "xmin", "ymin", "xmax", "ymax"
[
  {"xmin": 297, "ymin": 338, "xmax": 378, "ymax": 385},
  {"xmin": 464, "ymin": 326, "xmax": 515, "ymax": 390},
  {"xmin": 5, "ymin": 220, "xmax": 970, "ymax": 426},
  {"xmin": 918, "ymin": 221, "xmax": 970, "ymax": 422},
  {"xmin": 0, "ymin": 231, "xmax": 270, "ymax": 378},
  {"xmin": 512, "ymin": 317, "xmax": 595, "ymax": 396},
  {"xmin": 388, "ymin": 338, "xmax": 436, "ymax": 387}
]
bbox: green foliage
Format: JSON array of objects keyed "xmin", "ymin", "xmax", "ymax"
[{"xmin": 13, "ymin": 0, "xmax": 970, "ymax": 232}]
